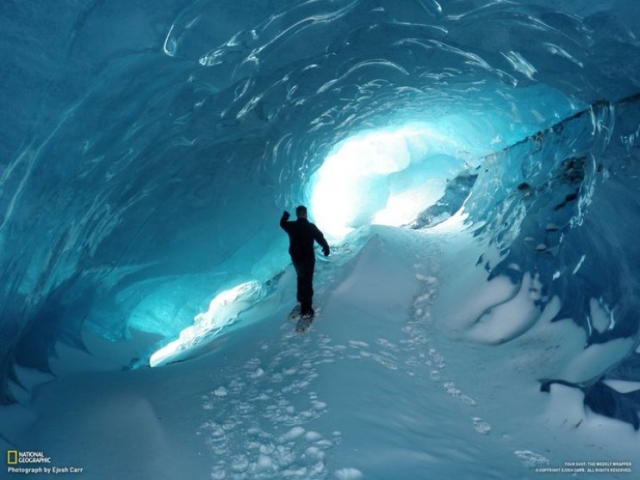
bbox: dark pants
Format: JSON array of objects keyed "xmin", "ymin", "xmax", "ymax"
[{"xmin": 293, "ymin": 257, "xmax": 315, "ymax": 315}]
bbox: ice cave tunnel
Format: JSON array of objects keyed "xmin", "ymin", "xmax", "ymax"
[{"xmin": 1, "ymin": 0, "xmax": 640, "ymax": 479}]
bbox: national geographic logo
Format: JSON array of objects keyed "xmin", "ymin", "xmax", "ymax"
[
  {"xmin": 6, "ymin": 450, "xmax": 52, "ymax": 464},
  {"xmin": 6, "ymin": 450, "xmax": 84, "ymax": 475}
]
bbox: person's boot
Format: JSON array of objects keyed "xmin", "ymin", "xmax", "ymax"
[{"xmin": 301, "ymin": 307, "xmax": 314, "ymax": 319}]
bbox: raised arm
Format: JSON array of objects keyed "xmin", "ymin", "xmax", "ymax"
[{"xmin": 280, "ymin": 211, "xmax": 291, "ymax": 232}]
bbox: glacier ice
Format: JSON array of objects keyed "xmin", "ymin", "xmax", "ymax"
[{"xmin": 1, "ymin": 0, "xmax": 640, "ymax": 478}]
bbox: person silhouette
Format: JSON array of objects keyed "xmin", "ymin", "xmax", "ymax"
[{"xmin": 280, "ymin": 205, "xmax": 330, "ymax": 318}]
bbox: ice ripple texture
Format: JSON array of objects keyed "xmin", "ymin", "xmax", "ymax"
[{"xmin": 0, "ymin": 0, "xmax": 639, "ymax": 433}]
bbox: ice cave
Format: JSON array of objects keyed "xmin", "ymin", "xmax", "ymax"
[{"xmin": 1, "ymin": 0, "xmax": 640, "ymax": 478}]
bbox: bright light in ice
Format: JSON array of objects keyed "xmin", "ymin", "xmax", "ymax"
[
  {"xmin": 308, "ymin": 86, "xmax": 584, "ymax": 242},
  {"xmin": 310, "ymin": 124, "xmax": 463, "ymax": 241},
  {"xmin": 310, "ymin": 130, "xmax": 409, "ymax": 240},
  {"xmin": 372, "ymin": 184, "xmax": 443, "ymax": 226},
  {"xmin": 149, "ymin": 281, "xmax": 263, "ymax": 367}
]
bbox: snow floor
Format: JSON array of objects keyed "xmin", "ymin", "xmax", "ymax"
[{"xmin": 1, "ymin": 224, "xmax": 638, "ymax": 479}]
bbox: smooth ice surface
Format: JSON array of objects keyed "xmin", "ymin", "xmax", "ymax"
[{"xmin": 1, "ymin": 0, "xmax": 640, "ymax": 478}]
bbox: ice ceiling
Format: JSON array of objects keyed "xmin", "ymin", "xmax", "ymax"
[{"xmin": 1, "ymin": 0, "xmax": 640, "ymax": 422}]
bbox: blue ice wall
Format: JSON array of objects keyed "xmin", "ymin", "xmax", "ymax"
[{"xmin": 1, "ymin": 0, "xmax": 639, "ymax": 403}]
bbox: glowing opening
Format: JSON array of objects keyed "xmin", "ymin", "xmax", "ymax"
[
  {"xmin": 307, "ymin": 84, "xmax": 587, "ymax": 242},
  {"xmin": 309, "ymin": 124, "xmax": 469, "ymax": 242}
]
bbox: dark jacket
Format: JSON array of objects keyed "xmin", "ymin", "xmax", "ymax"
[{"xmin": 280, "ymin": 214, "xmax": 330, "ymax": 263}]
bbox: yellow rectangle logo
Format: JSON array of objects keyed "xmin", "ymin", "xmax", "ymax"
[{"xmin": 7, "ymin": 450, "xmax": 18, "ymax": 465}]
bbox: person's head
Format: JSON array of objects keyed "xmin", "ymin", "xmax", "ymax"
[{"xmin": 295, "ymin": 205, "xmax": 307, "ymax": 219}]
